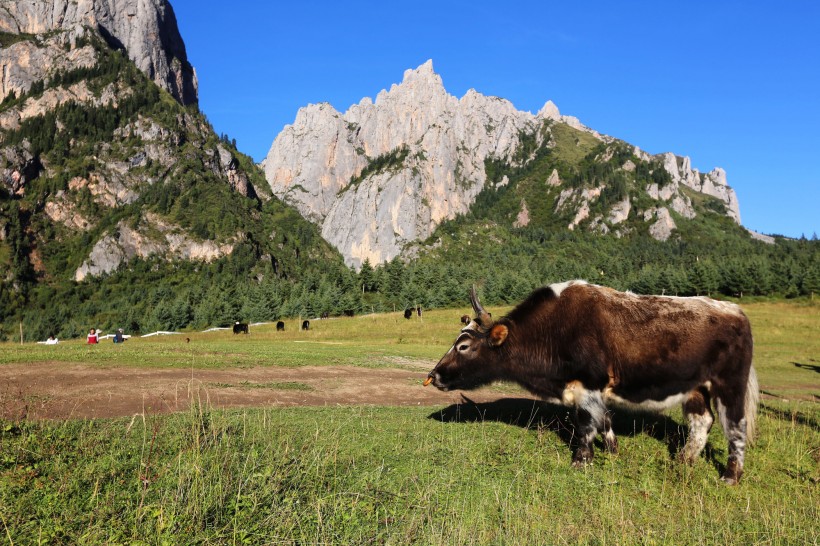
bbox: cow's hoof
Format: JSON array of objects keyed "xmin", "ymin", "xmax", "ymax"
[
  {"xmin": 571, "ymin": 448, "xmax": 593, "ymax": 468},
  {"xmin": 721, "ymin": 459, "xmax": 743, "ymax": 485},
  {"xmin": 720, "ymin": 474, "xmax": 740, "ymax": 486},
  {"xmin": 720, "ymin": 468, "xmax": 742, "ymax": 485},
  {"xmin": 677, "ymin": 451, "xmax": 697, "ymax": 466}
]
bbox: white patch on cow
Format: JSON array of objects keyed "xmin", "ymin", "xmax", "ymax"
[
  {"xmin": 716, "ymin": 398, "xmax": 747, "ymax": 467},
  {"xmin": 580, "ymin": 391, "xmax": 607, "ymax": 430},
  {"xmin": 603, "ymin": 389, "xmax": 688, "ymax": 412},
  {"xmin": 653, "ymin": 293, "xmax": 744, "ymax": 317},
  {"xmin": 604, "ymin": 427, "xmax": 617, "ymax": 450},
  {"xmin": 698, "ymin": 297, "xmax": 744, "ymax": 316},
  {"xmin": 550, "ymin": 279, "xmax": 587, "ymax": 298},
  {"xmin": 680, "ymin": 411, "xmax": 714, "ymax": 463}
]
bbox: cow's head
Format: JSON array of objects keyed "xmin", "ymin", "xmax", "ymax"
[{"xmin": 425, "ymin": 286, "xmax": 509, "ymax": 391}]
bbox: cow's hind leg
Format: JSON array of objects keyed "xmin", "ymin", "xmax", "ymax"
[
  {"xmin": 679, "ymin": 386, "xmax": 714, "ymax": 464},
  {"xmin": 716, "ymin": 394, "xmax": 749, "ymax": 485},
  {"xmin": 571, "ymin": 390, "xmax": 608, "ymax": 467}
]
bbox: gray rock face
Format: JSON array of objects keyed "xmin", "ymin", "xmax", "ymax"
[
  {"xmin": 1, "ymin": 141, "xmax": 40, "ymax": 194},
  {"xmin": 658, "ymin": 152, "xmax": 740, "ymax": 223},
  {"xmin": 74, "ymin": 213, "xmax": 235, "ymax": 280},
  {"xmin": 264, "ymin": 61, "xmax": 746, "ymax": 262},
  {"xmin": 644, "ymin": 207, "xmax": 676, "ymax": 242},
  {"xmin": 265, "ymin": 60, "xmax": 541, "ymax": 268},
  {"xmin": 0, "ymin": 0, "xmax": 197, "ymax": 105}
]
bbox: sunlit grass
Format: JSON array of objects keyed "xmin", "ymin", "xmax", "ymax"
[
  {"xmin": 0, "ymin": 300, "xmax": 817, "ymax": 543},
  {"xmin": 1, "ymin": 399, "xmax": 817, "ymax": 544}
]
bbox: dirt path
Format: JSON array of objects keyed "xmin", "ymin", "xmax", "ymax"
[{"xmin": 0, "ymin": 363, "xmax": 517, "ymax": 420}]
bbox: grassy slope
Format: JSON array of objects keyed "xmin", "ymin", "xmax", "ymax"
[{"xmin": 0, "ymin": 304, "xmax": 818, "ymax": 544}]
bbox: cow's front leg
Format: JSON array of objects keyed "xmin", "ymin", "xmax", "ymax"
[{"xmin": 568, "ymin": 388, "xmax": 607, "ymax": 467}]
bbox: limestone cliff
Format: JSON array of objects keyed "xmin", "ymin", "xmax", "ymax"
[
  {"xmin": 264, "ymin": 60, "xmax": 542, "ymax": 268},
  {"xmin": 0, "ymin": 0, "xmax": 197, "ymax": 105},
  {"xmin": 264, "ymin": 61, "xmax": 743, "ymax": 266},
  {"xmin": 0, "ymin": 1, "xmax": 285, "ymax": 285}
]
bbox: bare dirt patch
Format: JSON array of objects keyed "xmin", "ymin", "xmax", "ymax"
[{"xmin": 0, "ymin": 362, "xmax": 519, "ymax": 420}]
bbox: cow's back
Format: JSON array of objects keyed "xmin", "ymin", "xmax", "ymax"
[{"xmin": 566, "ymin": 284, "xmax": 752, "ymax": 400}]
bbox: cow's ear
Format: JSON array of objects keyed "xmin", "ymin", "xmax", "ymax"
[{"xmin": 489, "ymin": 324, "xmax": 508, "ymax": 347}]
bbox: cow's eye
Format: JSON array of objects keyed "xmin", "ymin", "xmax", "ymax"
[{"xmin": 458, "ymin": 344, "xmax": 469, "ymax": 351}]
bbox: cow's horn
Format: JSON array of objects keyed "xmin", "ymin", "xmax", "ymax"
[{"xmin": 469, "ymin": 285, "xmax": 493, "ymax": 330}]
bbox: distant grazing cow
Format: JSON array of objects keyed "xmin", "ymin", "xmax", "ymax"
[
  {"xmin": 233, "ymin": 322, "xmax": 249, "ymax": 335},
  {"xmin": 276, "ymin": 321, "xmax": 285, "ymax": 332},
  {"xmin": 343, "ymin": 309, "xmax": 355, "ymax": 317},
  {"xmin": 425, "ymin": 281, "xmax": 758, "ymax": 485},
  {"xmin": 302, "ymin": 320, "xmax": 310, "ymax": 331},
  {"xmin": 321, "ymin": 311, "xmax": 329, "ymax": 319},
  {"xmin": 404, "ymin": 308, "xmax": 413, "ymax": 319},
  {"xmin": 460, "ymin": 314, "xmax": 470, "ymax": 325}
]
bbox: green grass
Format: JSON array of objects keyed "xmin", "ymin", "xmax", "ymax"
[
  {"xmin": 1, "ymin": 401, "xmax": 817, "ymax": 544},
  {"xmin": 0, "ymin": 310, "xmax": 471, "ymax": 369},
  {"xmin": 549, "ymin": 122, "xmax": 602, "ymax": 165},
  {"xmin": 0, "ymin": 301, "xmax": 818, "ymax": 544}
]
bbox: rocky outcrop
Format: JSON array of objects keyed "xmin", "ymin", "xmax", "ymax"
[
  {"xmin": 1, "ymin": 141, "xmax": 41, "ymax": 194},
  {"xmin": 644, "ymin": 207, "xmax": 676, "ymax": 242},
  {"xmin": 74, "ymin": 213, "xmax": 235, "ymax": 280},
  {"xmin": 513, "ymin": 199, "xmax": 530, "ymax": 228},
  {"xmin": 747, "ymin": 229, "xmax": 775, "ymax": 245},
  {"xmin": 0, "ymin": 31, "xmax": 97, "ymax": 103},
  {"xmin": 44, "ymin": 195, "xmax": 93, "ymax": 230},
  {"xmin": 264, "ymin": 61, "xmax": 746, "ymax": 264},
  {"xmin": 658, "ymin": 152, "xmax": 740, "ymax": 223},
  {"xmin": 0, "ymin": 0, "xmax": 197, "ymax": 105},
  {"xmin": 556, "ymin": 186, "xmax": 604, "ymax": 231},
  {"xmin": 264, "ymin": 60, "xmax": 540, "ymax": 268}
]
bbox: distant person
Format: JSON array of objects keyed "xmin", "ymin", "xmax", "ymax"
[
  {"xmin": 113, "ymin": 328, "xmax": 125, "ymax": 343},
  {"xmin": 87, "ymin": 328, "xmax": 99, "ymax": 344}
]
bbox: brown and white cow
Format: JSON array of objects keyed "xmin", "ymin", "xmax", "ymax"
[{"xmin": 425, "ymin": 281, "xmax": 758, "ymax": 484}]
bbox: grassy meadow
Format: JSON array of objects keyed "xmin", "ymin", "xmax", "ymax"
[{"xmin": 1, "ymin": 300, "xmax": 818, "ymax": 544}]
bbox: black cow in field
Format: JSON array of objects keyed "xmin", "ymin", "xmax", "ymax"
[
  {"xmin": 233, "ymin": 322, "xmax": 249, "ymax": 334},
  {"xmin": 460, "ymin": 314, "xmax": 470, "ymax": 325},
  {"xmin": 404, "ymin": 308, "xmax": 413, "ymax": 319},
  {"xmin": 276, "ymin": 321, "xmax": 285, "ymax": 331},
  {"xmin": 425, "ymin": 281, "xmax": 758, "ymax": 485},
  {"xmin": 302, "ymin": 320, "xmax": 310, "ymax": 331},
  {"xmin": 321, "ymin": 311, "xmax": 329, "ymax": 319}
]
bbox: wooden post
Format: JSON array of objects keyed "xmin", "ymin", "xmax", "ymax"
[{"xmin": 20, "ymin": 321, "xmax": 23, "ymax": 345}]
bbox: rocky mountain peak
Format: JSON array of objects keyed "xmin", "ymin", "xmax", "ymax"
[
  {"xmin": 264, "ymin": 61, "xmax": 746, "ymax": 268},
  {"xmin": 0, "ymin": 0, "xmax": 198, "ymax": 105},
  {"xmin": 264, "ymin": 60, "xmax": 537, "ymax": 268},
  {"xmin": 401, "ymin": 59, "xmax": 437, "ymax": 84},
  {"xmin": 537, "ymin": 100, "xmax": 561, "ymax": 120}
]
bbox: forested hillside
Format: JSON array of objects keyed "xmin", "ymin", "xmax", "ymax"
[
  {"xmin": 0, "ymin": 31, "xmax": 350, "ymax": 341},
  {"xmin": 392, "ymin": 122, "xmax": 819, "ymax": 306},
  {"xmin": 1, "ymin": 29, "xmax": 816, "ymax": 343}
]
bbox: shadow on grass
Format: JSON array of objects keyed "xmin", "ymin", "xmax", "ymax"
[
  {"xmin": 428, "ymin": 396, "xmax": 726, "ymax": 474},
  {"xmin": 792, "ymin": 362, "xmax": 820, "ymax": 374},
  {"xmin": 759, "ymin": 403, "xmax": 820, "ymax": 430}
]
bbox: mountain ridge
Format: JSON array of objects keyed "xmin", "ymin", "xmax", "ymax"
[{"xmin": 263, "ymin": 60, "xmax": 743, "ymax": 269}]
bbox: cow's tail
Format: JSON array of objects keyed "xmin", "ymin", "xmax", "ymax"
[{"xmin": 745, "ymin": 364, "xmax": 759, "ymax": 444}]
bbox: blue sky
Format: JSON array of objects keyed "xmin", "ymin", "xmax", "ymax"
[{"xmin": 171, "ymin": 0, "xmax": 819, "ymax": 238}]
